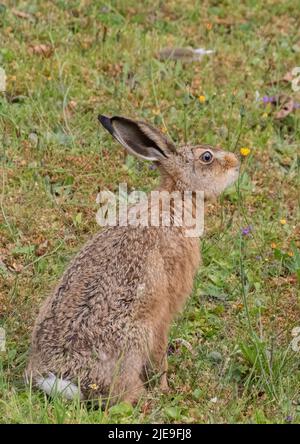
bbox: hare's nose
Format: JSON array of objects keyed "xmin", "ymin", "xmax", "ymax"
[{"xmin": 224, "ymin": 152, "xmax": 240, "ymax": 168}]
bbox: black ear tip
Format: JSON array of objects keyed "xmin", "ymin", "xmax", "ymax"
[
  {"xmin": 98, "ymin": 115, "xmax": 114, "ymax": 135},
  {"xmin": 98, "ymin": 114, "xmax": 110, "ymax": 126}
]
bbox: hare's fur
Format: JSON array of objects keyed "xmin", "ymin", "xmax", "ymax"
[
  {"xmin": 27, "ymin": 116, "xmax": 239, "ymax": 404},
  {"xmin": 28, "ymin": 224, "xmax": 200, "ymax": 403}
]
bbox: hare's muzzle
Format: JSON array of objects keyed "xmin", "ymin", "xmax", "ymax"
[{"xmin": 223, "ymin": 152, "xmax": 240, "ymax": 170}]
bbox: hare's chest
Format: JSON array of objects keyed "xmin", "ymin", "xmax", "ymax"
[{"xmin": 160, "ymin": 235, "xmax": 201, "ymax": 314}]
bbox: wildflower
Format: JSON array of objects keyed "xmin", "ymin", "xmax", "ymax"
[
  {"xmin": 262, "ymin": 96, "xmax": 276, "ymax": 104},
  {"xmin": 280, "ymin": 219, "xmax": 287, "ymax": 225},
  {"xmin": 262, "ymin": 112, "xmax": 268, "ymax": 118},
  {"xmin": 206, "ymin": 23, "xmax": 213, "ymax": 30},
  {"xmin": 271, "ymin": 242, "xmax": 277, "ymax": 249},
  {"xmin": 89, "ymin": 383, "xmax": 99, "ymax": 390},
  {"xmin": 240, "ymin": 147, "xmax": 251, "ymax": 157},
  {"xmin": 242, "ymin": 226, "xmax": 252, "ymax": 236},
  {"xmin": 152, "ymin": 109, "xmax": 160, "ymax": 116},
  {"xmin": 262, "ymin": 96, "xmax": 271, "ymax": 103},
  {"xmin": 198, "ymin": 95, "xmax": 206, "ymax": 103},
  {"xmin": 288, "ymin": 251, "xmax": 294, "ymax": 257}
]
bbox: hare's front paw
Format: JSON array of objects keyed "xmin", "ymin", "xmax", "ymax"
[{"xmin": 160, "ymin": 373, "xmax": 169, "ymax": 393}]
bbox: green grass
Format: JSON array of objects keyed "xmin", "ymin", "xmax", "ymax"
[{"xmin": 0, "ymin": 0, "xmax": 300, "ymax": 424}]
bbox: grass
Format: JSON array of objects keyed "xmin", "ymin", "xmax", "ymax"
[{"xmin": 0, "ymin": 0, "xmax": 300, "ymax": 424}]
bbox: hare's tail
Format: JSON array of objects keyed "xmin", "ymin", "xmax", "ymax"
[{"xmin": 35, "ymin": 372, "xmax": 83, "ymax": 400}]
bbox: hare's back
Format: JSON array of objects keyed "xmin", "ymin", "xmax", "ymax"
[{"xmin": 32, "ymin": 226, "xmax": 158, "ymax": 350}]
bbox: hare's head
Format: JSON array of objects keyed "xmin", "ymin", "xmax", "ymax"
[{"xmin": 99, "ymin": 115, "xmax": 239, "ymax": 199}]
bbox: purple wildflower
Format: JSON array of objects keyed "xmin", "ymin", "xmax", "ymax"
[
  {"xmin": 285, "ymin": 415, "xmax": 293, "ymax": 423},
  {"xmin": 262, "ymin": 96, "xmax": 277, "ymax": 104},
  {"xmin": 167, "ymin": 344, "xmax": 176, "ymax": 355},
  {"xmin": 149, "ymin": 163, "xmax": 157, "ymax": 170},
  {"xmin": 261, "ymin": 96, "xmax": 300, "ymax": 108},
  {"xmin": 242, "ymin": 226, "xmax": 252, "ymax": 236}
]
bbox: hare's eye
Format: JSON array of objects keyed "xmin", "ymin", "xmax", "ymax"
[{"xmin": 200, "ymin": 151, "xmax": 213, "ymax": 164}]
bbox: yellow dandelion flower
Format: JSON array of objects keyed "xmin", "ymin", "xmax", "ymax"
[
  {"xmin": 280, "ymin": 219, "xmax": 287, "ymax": 225},
  {"xmin": 89, "ymin": 383, "xmax": 99, "ymax": 390},
  {"xmin": 240, "ymin": 147, "xmax": 251, "ymax": 157},
  {"xmin": 198, "ymin": 95, "xmax": 206, "ymax": 103}
]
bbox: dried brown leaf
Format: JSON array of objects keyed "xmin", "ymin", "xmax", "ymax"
[
  {"xmin": 29, "ymin": 44, "xmax": 54, "ymax": 58},
  {"xmin": 282, "ymin": 71, "xmax": 294, "ymax": 82},
  {"xmin": 275, "ymin": 96, "xmax": 295, "ymax": 119},
  {"xmin": 214, "ymin": 17, "xmax": 247, "ymax": 26},
  {"xmin": 12, "ymin": 9, "xmax": 33, "ymax": 20}
]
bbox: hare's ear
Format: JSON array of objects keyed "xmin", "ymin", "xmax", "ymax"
[{"xmin": 98, "ymin": 115, "xmax": 176, "ymax": 161}]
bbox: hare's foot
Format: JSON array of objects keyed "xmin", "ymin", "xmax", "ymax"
[
  {"xmin": 122, "ymin": 381, "xmax": 146, "ymax": 406},
  {"xmin": 160, "ymin": 372, "xmax": 169, "ymax": 393},
  {"xmin": 160, "ymin": 355, "xmax": 169, "ymax": 393}
]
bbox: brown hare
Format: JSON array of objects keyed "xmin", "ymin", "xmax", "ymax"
[{"xmin": 26, "ymin": 115, "xmax": 240, "ymax": 404}]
